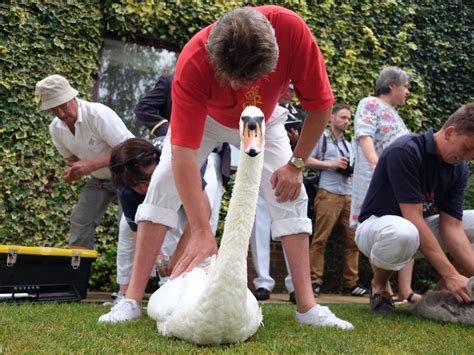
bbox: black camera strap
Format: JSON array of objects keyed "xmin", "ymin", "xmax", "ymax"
[
  {"xmin": 329, "ymin": 129, "xmax": 350, "ymax": 158},
  {"xmin": 321, "ymin": 134, "xmax": 327, "ymax": 161}
]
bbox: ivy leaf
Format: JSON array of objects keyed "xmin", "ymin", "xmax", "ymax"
[{"xmin": 53, "ymin": 37, "xmax": 65, "ymax": 49}]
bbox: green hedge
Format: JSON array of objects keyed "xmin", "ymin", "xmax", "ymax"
[
  {"xmin": 1, "ymin": 2, "xmax": 105, "ymax": 246},
  {"xmin": 0, "ymin": 2, "xmax": 119, "ymax": 288},
  {"xmin": 1, "ymin": 1, "xmax": 472, "ymax": 292}
]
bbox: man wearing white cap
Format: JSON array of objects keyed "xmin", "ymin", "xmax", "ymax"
[{"xmin": 35, "ymin": 74, "xmax": 134, "ymax": 249}]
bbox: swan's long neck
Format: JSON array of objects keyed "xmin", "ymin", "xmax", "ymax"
[
  {"xmin": 217, "ymin": 150, "xmax": 263, "ymax": 263},
  {"xmin": 199, "ymin": 147, "xmax": 263, "ymax": 300}
]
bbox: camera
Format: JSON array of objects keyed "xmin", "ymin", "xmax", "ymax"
[{"xmin": 336, "ymin": 164, "xmax": 353, "ymax": 177}]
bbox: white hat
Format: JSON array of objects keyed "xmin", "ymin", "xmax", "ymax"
[{"xmin": 35, "ymin": 74, "xmax": 78, "ymax": 110}]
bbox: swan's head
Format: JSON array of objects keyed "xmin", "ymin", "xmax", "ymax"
[{"xmin": 240, "ymin": 106, "xmax": 265, "ymax": 157}]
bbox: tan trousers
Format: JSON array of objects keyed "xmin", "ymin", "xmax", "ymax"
[{"xmin": 310, "ymin": 188, "xmax": 359, "ymax": 288}]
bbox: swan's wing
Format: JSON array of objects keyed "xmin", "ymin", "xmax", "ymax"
[
  {"xmin": 147, "ymin": 268, "xmax": 210, "ymax": 322},
  {"xmin": 245, "ymin": 288, "xmax": 263, "ymax": 331},
  {"xmin": 147, "ymin": 274, "xmax": 185, "ymax": 321}
]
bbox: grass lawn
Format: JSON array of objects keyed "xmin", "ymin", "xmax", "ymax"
[{"xmin": 0, "ymin": 302, "xmax": 472, "ymax": 353}]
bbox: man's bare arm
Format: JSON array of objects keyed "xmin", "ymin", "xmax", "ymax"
[
  {"xmin": 272, "ymin": 108, "xmax": 331, "ymax": 202},
  {"xmin": 439, "ymin": 212, "xmax": 474, "ymax": 276},
  {"xmin": 170, "ymin": 145, "xmax": 218, "ymax": 278},
  {"xmin": 69, "ymin": 152, "xmax": 111, "ymax": 177},
  {"xmin": 400, "ymin": 203, "xmax": 472, "ymax": 302}
]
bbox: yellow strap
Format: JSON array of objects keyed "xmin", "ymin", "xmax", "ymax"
[
  {"xmin": 150, "ymin": 119, "xmax": 168, "ymax": 136},
  {"xmin": 0, "ymin": 245, "xmax": 99, "ymax": 258}
]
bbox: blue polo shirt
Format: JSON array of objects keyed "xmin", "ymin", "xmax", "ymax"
[{"xmin": 359, "ymin": 129, "xmax": 468, "ymax": 223}]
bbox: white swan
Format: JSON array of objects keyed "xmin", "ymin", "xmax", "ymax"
[{"xmin": 147, "ymin": 106, "xmax": 265, "ymax": 345}]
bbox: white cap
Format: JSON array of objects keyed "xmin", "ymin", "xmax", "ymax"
[{"xmin": 35, "ymin": 74, "xmax": 78, "ymax": 110}]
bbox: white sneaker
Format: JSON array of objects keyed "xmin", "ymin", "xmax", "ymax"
[
  {"xmin": 102, "ymin": 291, "xmax": 125, "ymax": 307},
  {"xmin": 98, "ymin": 298, "xmax": 142, "ymax": 323},
  {"xmin": 296, "ymin": 305, "xmax": 354, "ymax": 330}
]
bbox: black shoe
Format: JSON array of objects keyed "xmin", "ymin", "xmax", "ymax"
[
  {"xmin": 312, "ymin": 282, "xmax": 321, "ymax": 296},
  {"xmin": 289, "ymin": 291, "xmax": 296, "ymax": 304},
  {"xmin": 370, "ymin": 291, "xmax": 395, "ymax": 315},
  {"xmin": 343, "ymin": 283, "xmax": 370, "ymax": 297},
  {"xmin": 254, "ymin": 288, "xmax": 270, "ymax": 301}
]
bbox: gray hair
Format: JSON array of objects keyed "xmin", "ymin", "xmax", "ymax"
[
  {"xmin": 206, "ymin": 7, "xmax": 279, "ymax": 85},
  {"xmin": 375, "ymin": 66, "xmax": 412, "ymax": 96}
]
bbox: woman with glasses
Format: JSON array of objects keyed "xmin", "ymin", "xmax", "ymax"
[{"xmin": 108, "ymin": 137, "xmax": 210, "ymax": 306}]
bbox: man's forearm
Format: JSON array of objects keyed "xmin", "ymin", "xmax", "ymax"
[
  {"xmin": 70, "ymin": 152, "xmax": 111, "ymax": 177},
  {"xmin": 91, "ymin": 152, "xmax": 111, "ymax": 171},
  {"xmin": 417, "ymin": 221, "xmax": 459, "ymax": 279},
  {"xmin": 440, "ymin": 215, "xmax": 474, "ymax": 275},
  {"xmin": 401, "ymin": 205, "xmax": 459, "ymax": 280},
  {"xmin": 305, "ymin": 156, "xmax": 329, "ymax": 170},
  {"xmin": 172, "ymin": 145, "xmax": 211, "ymax": 234}
]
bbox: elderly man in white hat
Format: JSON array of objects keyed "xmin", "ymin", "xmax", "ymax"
[{"xmin": 36, "ymin": 74, "xmax": 134, "ymax": 250}]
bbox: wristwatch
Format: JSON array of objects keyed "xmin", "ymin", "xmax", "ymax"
[{"xmin": 289, "ymin": 156, "xmax": 305, "ymax": 169}]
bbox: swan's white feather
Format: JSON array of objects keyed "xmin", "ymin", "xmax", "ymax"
[{"xmin": 147, "ymin": 106, "xmax": 265, "ymax": 345}]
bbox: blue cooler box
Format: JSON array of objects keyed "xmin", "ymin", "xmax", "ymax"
[{"xmin": 0, "ymin": 245, "xmax": 99, "ymax": 303}]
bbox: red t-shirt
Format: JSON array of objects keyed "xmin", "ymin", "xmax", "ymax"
[{"xmin": 171, "ymin": 5, "xmax": 334, "ymax": 149}]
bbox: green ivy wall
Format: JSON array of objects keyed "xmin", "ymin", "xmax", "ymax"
[{"xmin": 1, "ymin": 1, "xmax": 472, "ymax": 291}]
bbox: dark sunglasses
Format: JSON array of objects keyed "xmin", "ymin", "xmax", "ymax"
[{"xmin": 110, "ymin": 152, "xmax": 158, "ymax": 174}]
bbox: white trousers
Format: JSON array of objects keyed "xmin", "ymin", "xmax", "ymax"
[
  {"xmin": 136, "ymin": 110, "xmax": 312, "ymax": 239},
  {"xmin": 116, "ymin": 214, "xmax": 182, "ymax": 286},
  {"xmin": 204, "ymin": 152, "xmax": 223, "ymax": 235},
  {"xmin": 116, "ymin": 214, "xmax": 136, "ymax": 285},
  {"xmin": 355, "ymin": 210, "xmax": 474, "ymax": 271},
  {"xmin": 250, "ymin": 193, "xmax": 294, "ymax": 292}
]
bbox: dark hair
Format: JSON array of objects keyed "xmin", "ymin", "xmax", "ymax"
[
  {"xmin": 206, "ymin": 7, "xmax": 279, "ymax": 85},
  {"xmin": 375, "ymin": 66, "xmax": 412, "ymax": 96},
  {"xmin": 442, "ymin": 103, "xmax": 474, "ymax": 135},
  {"xmin": 109, "ymin": 138, "xmax": 160, "ymax": 187},
  {"xmin": 332, "ymin": 103, "xmax": 351, "ymax": 115}
]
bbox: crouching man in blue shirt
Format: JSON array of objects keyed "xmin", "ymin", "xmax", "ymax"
[{"xmin": 356, "ymin": 103, "xmax": 474, "ymax": 315}]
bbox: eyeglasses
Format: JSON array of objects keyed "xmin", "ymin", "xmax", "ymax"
[{"xmin": 110, "ymin": 152, "xmax": 158, "ymax": 174}]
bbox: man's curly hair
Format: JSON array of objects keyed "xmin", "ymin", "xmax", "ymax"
[{"xmin": 206, "ymin": 7, "xmax": 279, "ymax": 85}]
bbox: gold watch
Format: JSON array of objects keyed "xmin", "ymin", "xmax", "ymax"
[{"xmin": 289, "ymin": 156, "xmax": 305, "ymax": 169}]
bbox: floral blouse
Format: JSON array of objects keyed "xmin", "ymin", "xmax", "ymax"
[{"xmin": 349, "ymin": 96, "xmax": 409, "ymax": 227}]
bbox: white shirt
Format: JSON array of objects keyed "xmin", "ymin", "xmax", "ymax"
[{"xmin": 49, "ymin": 98, "xmax": 134, "ymax": 180}]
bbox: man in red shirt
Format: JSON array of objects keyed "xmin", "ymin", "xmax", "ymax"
[{"xmin": 100, "ymin": 5, "xmax": 353, "ymax": 329}]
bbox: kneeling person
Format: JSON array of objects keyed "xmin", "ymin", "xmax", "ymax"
[{"xmin": 356, "ymin": 103, "xmax": 474, "ymax": 315}]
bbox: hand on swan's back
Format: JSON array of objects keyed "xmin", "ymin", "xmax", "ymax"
[{"xmin": 147, "ymin": 106, "xmax": 266, "ymax": 345}]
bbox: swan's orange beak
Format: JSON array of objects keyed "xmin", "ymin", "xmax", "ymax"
[{"xmin": 242, "ymin": 116, "xmax": 264, "ymax": 157}]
